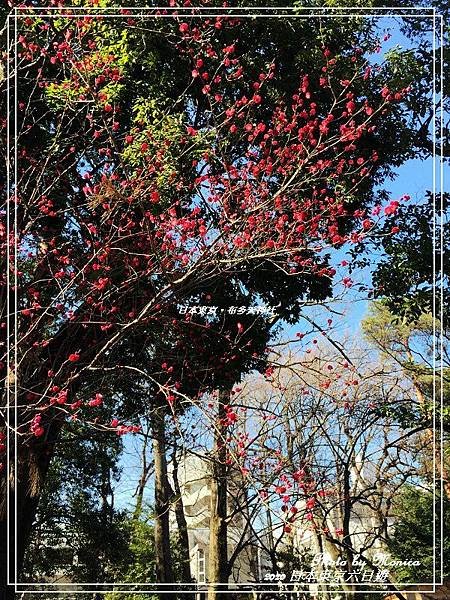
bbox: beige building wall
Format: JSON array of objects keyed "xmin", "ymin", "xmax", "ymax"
[{"xmin": 169, "ymin": 454, "xmax": 260, "ymax": 585}]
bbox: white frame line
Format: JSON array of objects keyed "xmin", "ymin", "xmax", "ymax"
[{"xmin": 6, "ymin": 5, "xmax": 444, "ymax": 595}]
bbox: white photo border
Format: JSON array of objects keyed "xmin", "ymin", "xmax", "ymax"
[{"xmin": 6, "ymin": 5, "xmax": 445, "ymax": 595}]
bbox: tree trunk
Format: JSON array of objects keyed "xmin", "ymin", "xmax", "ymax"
[
  {"xmin": 134, "ymin": 420, "xmax": 152, "ymax": 520},
  {"xmin": 0, "ymin": 488, "xmax": 16, "ymax": 600},
  {"xmin": 0, "ymin": 319, "xmax": 95, "ymax": 593},
  {"xmin": 0, "ymin": 421, "xmax": 60, "ymax": 599},
  {"xmin": 342, "ymin": 464, "xmax": 359, "ymax": 598},
  {"xmin": 208, "ymin": 391, "xmax": 229, "ymax": 600},
  {"xmin": 171, "ymin": 445, "xmax": 192, "ymax": 585},
  {"xmin": 152, "ymin": 408, "xmax": 174, "ymax": 596}
]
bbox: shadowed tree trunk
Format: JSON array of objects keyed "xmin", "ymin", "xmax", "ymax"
[
  {"xmin": 208, "ymin": 390, "xmax": 229, "ymax": 600},
  {"xmin": 170, "ymin": 442, "xmax": 192, "ymax": 586},
  {"xmin": 0, "ymin": 415, "xmax": 62, "ymax": 600},
  {"xmin": 133, "ymin": 419, "xmax": 153, "ymax": 520},
  {"xmin": 341, "ymin": 461, "xmax": 361, "ymax": 599},
  {"xmin": 0, "ymin": 319, "xmax": 96, "ymax": 597},
  {"xmin": 152, "ymin": 407, "xmax": 174, "ymax": 597}
]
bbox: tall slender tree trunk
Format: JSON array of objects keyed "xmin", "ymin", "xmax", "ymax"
[
  {"xmin": 208, "ymin": 391, "xmax": 229, "ymax": 600},
  {"xmin": 342, "ymin": 464, "xmax": 359, "ymax": 599},
  {"xmin": 170, "ymin": 445, "xmax": 192, "ymax": 585},
  {"xmin": 152, "ymin": 408, "xmax": 174, "ymax": 597},
  {"xmin": 134, "ymin": 420, "xmax": 152, "ymax": 520}
]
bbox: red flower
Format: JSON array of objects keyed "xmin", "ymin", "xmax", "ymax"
[
  {"xmin": 93, "ymin": 277, "xmax": 109, "ymax": 291},
  {"xmin": 88, "ymin": 393, "xmax": 103, "ymax": 407},
  {"xmin": 56, "ymin": 390, "xmax": 68, "ymax": 405},
  {"xmin": 227, "ymin": 411, "xmax": 237, "ymax": 423},
  {"xmin": 306, "ymin": 497, "xmax": 316, "ymax": 510},
  {"xmin": 223, "ymin": 44, "xmax": 235, "ymax": 55},
  {"xmin": 68, "ymin": 353, "xmax": 80, "ymax": 362},
  {"xmin": 342, "ymin": 277, "xmax": 353, "ymax": 288},
  {"xmin": 384, "ymin": 200, "xmax": 399, "ymax": 215},
  {"xmin": 30, "ymin": 414, "xmax": 44, "ymax": 437},
  {"xmin": 293, "ymin": 469, "xmax": 305, "ymax": 481},
  {"xmin": 179, "ymin": 22, "xmax": 189, "ymax": 33}
]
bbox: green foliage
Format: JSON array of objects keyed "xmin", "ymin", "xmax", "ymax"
[
  {"xmin": 103, "ymin": 515, "xmax": 157, "ymax": 600},
  {"xmin": 104, "ymin": 513, "xmax": 190, "ymax": 600},
  {"xmin": 45, "ymin": 14, "xmax": 134, "ymax": 110},
  {"xmin": 45, "ymin": 81, "xmax": 90, "ymax": 110},
  {"xmin": 362, "ymin": 302, "xmax": 450, "ymax": 497},
  {"xmin": 388, "ymin": 486, "xmax": 450, "ymax": 582},
  {"xmin": 23, "ymin": 426, "xmax": 129, "ymax": 584},
  {"xmin": 372, "ymin": 193, "xmax": 449, "ymax": 329},
  {"xmin": 362, "ymin": 302, "xmax": 450, "ymax": 430},
  {"xmin": 122, "ymin": 98, "xmax": 213, "ymax": 190},
  {"xmin": 362, "ymin": 302, "xmax": 435, "ymax": 374},
  {"xmin": 118, "ymin": 515, "xmax": 156, "ymax": 585}
]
